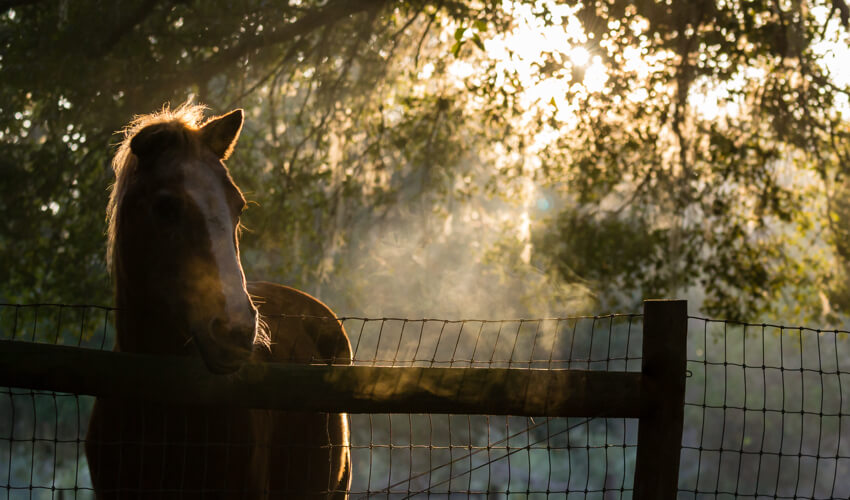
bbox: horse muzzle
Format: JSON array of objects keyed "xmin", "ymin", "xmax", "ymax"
[{"xmin": 193, "ymin": 316, "xmax": 257, "ymax": 374}]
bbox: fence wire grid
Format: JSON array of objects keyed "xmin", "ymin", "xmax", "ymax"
[
  {"xmin": 3, "ymin": 304, "xmax": 850, "ymax": 498},
  {"xmin": 681, "ymin": 317, "xmax": 850, "ymax": 499},
  {"xmin": 1, "ymin": 304, "xmax": 640, "ymax": 499}
]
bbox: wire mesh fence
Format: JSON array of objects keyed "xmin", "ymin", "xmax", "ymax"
[
  {"xmin": 4, "ymin": 303, "xmax": 850, "ymax": 498},
  {"xmin": 681, "ymin": 317, "xmax": 850, "ymax": 499},
  {"xmin": 0, "ymin": 304, "xmax": 641, "ymax": 498}
]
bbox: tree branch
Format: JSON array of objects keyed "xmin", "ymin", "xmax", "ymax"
[
  {"xmin": 834, "ymin": 0, "xmax": 850, "ymax": 28},
  {"xmin": 0, "ymin": 0, "xmax": 47, "ymax": 12},
  {"xmin": 415, "ymin": 3, "xmax": 440, "ymax": 68},
  {"xmin": 185, "ymin": 0, "xmax": 387, "ymax": 87},
  {"xmin": 119, "ymin": 0, "xmax": 391, "ymax": 109},
  {"xmin": 97, "ymin": 0, "xmax": 161, "ymax": 56}
]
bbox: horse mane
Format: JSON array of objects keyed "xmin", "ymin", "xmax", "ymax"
[{"xmin": 107, "ymin": 102, "xmax": 208, "ymax": 272}]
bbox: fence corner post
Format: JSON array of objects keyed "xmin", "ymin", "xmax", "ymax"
[{"xmin": 633, "ymin": 299, "xmax": 688, "ymax": 499}]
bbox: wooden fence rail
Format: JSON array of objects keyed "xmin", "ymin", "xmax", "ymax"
[{"xmin": 0, "ymin": 299, "xmax": 688, "ymax": 499}]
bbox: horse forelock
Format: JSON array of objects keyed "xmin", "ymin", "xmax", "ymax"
[{"xmin": 107, "ymin": 102, "xmax": 212, "ymax": 273}]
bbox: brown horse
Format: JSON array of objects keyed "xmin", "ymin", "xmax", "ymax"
[{"xmin": 85, "ymin": 104, "xmax": 352, "ymax": 499}]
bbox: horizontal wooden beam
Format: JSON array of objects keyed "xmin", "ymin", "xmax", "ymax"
[{"xmin": 0, "ymin": 340, "xmax": 642, "ymax": 417}]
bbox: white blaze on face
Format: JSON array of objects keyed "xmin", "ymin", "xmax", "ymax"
[{"xmin": 183, "ymin": 160, "xmax": 254, "ymax": 331}]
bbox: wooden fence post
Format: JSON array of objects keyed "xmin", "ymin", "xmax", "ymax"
[{"xmin": 633, "ymin": 299, "xmax": 688, "ymax": 499}]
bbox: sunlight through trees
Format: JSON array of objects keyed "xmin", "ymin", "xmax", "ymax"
[{"xmin": 1, "ymin": 0, "xmax": 850, "ymax": 324}]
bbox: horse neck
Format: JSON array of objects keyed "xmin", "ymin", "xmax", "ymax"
[{"xmin": 112, "ymin": 254, "xmax": 187, "ymax": 355}]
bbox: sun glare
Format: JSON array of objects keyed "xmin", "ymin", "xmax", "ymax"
[
  {"xmin": 584, "ymin": 57, "xmax": 609, "ymax": 93},
  {"xmin": 569, "ymin": 46, "xmax": 590, "ymax": 67},
  {"xmin": 471, "ymin": 0, "xmax": 656, "ymax": 128},
  {"xmin": 813, "ymin": 4, "xmax": 850, "ymax": 114},
  {"xmin": 473, "ymin": 0, "xmax": 602, "ymax": 131},
  {"xmin": 466, "ymin": 0, "xmax": 850, "ymax": 128}
]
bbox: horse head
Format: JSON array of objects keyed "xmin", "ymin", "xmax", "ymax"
[{"xmin": 110, "ymin": 106, "xmax": 259, "ymax": 374}]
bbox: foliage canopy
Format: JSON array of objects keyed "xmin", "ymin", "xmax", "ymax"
[{"xmin": 2, "ymin": 0, "xmax": 850, "ymax": 322}]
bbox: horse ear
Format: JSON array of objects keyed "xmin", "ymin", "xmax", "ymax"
[
  {"xmin": 130, "ymin": 125, "xmax": 171, "ymax": 159},
  {"xmin": 200, "ymin": 109, "xmax": 243, "ymax": 160}
]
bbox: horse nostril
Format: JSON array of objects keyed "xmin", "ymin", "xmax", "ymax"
[
  {"xmin": 233, "ymin": 327, "xmax": 256, "ymax": 351},
  {"xmin": 208, "ymin": 317, "xmax": 255, "ymax": 351}
]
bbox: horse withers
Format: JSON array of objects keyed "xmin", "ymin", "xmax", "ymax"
[{"xmin": 86, "ymin": 104, "xmax": 351, "ymax": 499}]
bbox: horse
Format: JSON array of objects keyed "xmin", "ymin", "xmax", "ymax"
[{"xmin": 85, "ymin": 104, "xmax": 352, "ymax": 499}]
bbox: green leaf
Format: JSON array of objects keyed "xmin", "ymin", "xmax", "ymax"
[
  {"xmin": 471, "ymin": 33, "xmax": 485, "ymax": 51},
  {"xmin": 451, "ymin": 40, "xmax": 463, "ymax": 57}
]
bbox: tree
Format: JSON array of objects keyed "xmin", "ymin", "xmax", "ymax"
[
  {"xmin": 464, "ymin": 0, "xmax": 850, "ymax": 321},
  {"xmin": 1, "ymin": 0, "xmax": 849, "ymax": 323}
]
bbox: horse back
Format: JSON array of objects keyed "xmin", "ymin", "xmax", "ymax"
[
  {"xmin": 247, "ymin": 281, "xmax": 352, "ymax": 365},
  {"xmin": 247, "ymin": 281, "xmax": 352, "ymax": 498}
]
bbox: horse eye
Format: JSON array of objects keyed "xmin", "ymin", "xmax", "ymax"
[{"xmin": 152, "ymin": 193, "xmax": 184, "ymax": 222}]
